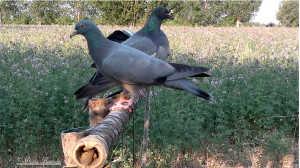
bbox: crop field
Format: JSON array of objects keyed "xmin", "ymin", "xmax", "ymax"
[{"xmin": 0, "ymin": 25, "xmax": 298, "ymax": 167}]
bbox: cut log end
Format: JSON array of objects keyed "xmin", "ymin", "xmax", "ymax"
[
  {"xmin": 72, "ymin": 135, "xmax": 108, "ymax": 168},
  {"xmin": 61, "ymin": 93, "xmax": 142, "ymax": 167}
]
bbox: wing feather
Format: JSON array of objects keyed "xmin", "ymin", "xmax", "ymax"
[{"xmin": 102, "ymin": 46, "xmax": 175, "ymax": 85}]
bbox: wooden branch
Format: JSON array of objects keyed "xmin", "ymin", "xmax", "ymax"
[
  {"xmin": 61, "ymin": 94, "xmax": 142, "ymax": 168},
  {"xmin": 61, "ymin": 127, "xmax": 90, "ymax": 167},
  {"xmin": 142, "ymin": 88, "xmax": 151, "ymax": 168},
  {"xmin": 88, "ymin": 98, "xmax": 114, "ymax": 126}
]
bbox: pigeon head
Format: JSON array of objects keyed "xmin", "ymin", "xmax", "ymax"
[
  {"xmin": 151, "ymin": 6, "xmax": 172, "ymax": 20},
  {"xmin": 70, "ymin": 20, "xmax": 98, "ymax": 38}
]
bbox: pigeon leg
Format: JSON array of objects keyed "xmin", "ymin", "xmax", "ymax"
[
  {"xmin": 109, "ymin": 91, "xmax": 133, "ymax": 113},
  {"xmin": 139, "ymin": 88, "xmax": 147, "ymax": 98}
]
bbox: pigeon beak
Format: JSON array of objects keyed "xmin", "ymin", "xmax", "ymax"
[
  {"xmin": 166, "ymin": 13, "xmax": 174, "ymax": 20},
  {"xmin": 70, "ymin": 30, "xmax": 78, "ymax": 38}
]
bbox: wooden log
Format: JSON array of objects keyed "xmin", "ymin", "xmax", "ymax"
[
  {"xmin": 61, "ymin": 94, "xmax": 142, "ymax": 168},
  {"xmin": 88, "ymin": 98, "xmax": 114, "ymax": 126},
  {"xmin": 61, "ymin": 127, "xmax": 90, "ymax": 167}
]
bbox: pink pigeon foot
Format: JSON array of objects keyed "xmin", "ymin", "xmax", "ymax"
[
  {"xmin": 109, "ymin": 91, "xmax": 133, "ymax": 113},
  {"xmin": 110, "ymin": 101, "xmax": 133, "ymax": 113}
]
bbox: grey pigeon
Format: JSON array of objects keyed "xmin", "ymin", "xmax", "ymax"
[
  {"xmin": 70, "ymin": 19, "xmax": 212, "ymax": 111},
  {"xmin": 75, "ymin": 7, "xmax": 174, "ymax": 100},
  {"xmin": 76, "ymin": 30, "xmax": 134, "ymax": 111}
]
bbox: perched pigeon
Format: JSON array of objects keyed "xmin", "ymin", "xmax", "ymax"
[
  {"xmin": 75, "ymin": 7, "xmax": 173, "ymax": 100},
  {"xmin": 76, "ymin": 30, "xmax": 134, "ymax": 111},
  {"xmin": 70, "ymin": 20, "xmax": 212, "ymax": 112}
]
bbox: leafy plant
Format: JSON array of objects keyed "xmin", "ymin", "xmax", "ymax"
[{"xmin": 0, "ymin": 25, "xmax": 298, "ymax": 167}]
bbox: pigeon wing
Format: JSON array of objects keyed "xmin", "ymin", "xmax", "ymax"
[
  {"xmin": 122, "ymin": 33, "xmax": 158, "ymax": 57},
  {"xmin": 156, "ymin": 30, "xmax": 170, "ymax": 60},
  {"xmin": 101, "ymin": 46, "xmax": 175, "ymax": 85}
]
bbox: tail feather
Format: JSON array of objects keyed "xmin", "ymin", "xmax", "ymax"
[
  {"xmin": 74, "ymin": 81, "xmax": 117, "ymax": 99},
  {"xmin": 191, "ymin": 73, "xmax": 211, "ymax": 78},
  {"xmin": 90, "ymin": 71, "xmax": 111, "ymax": 85},
  {"xmin": 106, "ymin": 90, "xmax": 123, "ymax": 98},
  {"xmin": 107, "ymin": 30, "xmax": 131, "ymax": 43},
  {"xmin": 75, "ymin": 71, "xmax": 118, "ymax": 99},
  {"xmin": 91, "ymin": 63, "xmax": 97, "ymax": 68},
  {"xmin": 167, "ymin": 63, "xmax": 210, "ymax": 80},
  {"xmin": 163, "ymin": 78, "xmax": 212, "ymax": 100},
  {"xmin": 82, "ymin": 96, "xmax": 94, "ymax": 111}
]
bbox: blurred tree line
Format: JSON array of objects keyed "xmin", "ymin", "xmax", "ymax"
[
  {"xmin": 1, "ymin": 0, "xmax": 295, "ymax": 27},
  {"xmin": 276, "ymin": 0, "xmax": 299, "ymax": 27}
]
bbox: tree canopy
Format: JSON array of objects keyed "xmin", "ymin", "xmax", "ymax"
[
  {"xmin": 0, "ymin": 0, "xmax": 265, "ymax": 26},
  {"xmin": 276, "ymin": 1, "xmax": 299, "ymax": 27}
]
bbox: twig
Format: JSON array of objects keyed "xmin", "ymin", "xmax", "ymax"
[
  {"xmin": 142, "ymin": 87, "xmax": 151, "ymax": 168},
  {"xmin": 259, "ymin": 115, "xmax": 298, "ymax": 121}
]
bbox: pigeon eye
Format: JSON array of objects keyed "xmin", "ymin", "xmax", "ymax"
[
  {"xmin": 160, "ymin": 10, "xmax": 165, "ymax": 14},
  {"xmin": 80, "ymin": 24, "xmax": 85, "ymax": 28}
]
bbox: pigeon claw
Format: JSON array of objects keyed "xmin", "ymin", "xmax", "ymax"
[
  {"xmin": 109, "ymin": 90, "xmax": 134, "ymax": 113},
  {"xmin": 110, "ymin": 102, "xmax": 133, "ymax": 113}
]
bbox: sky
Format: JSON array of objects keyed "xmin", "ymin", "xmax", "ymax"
[{"xmin": 252, "ymin": 0, "xmax": 283, "ymax": 24}]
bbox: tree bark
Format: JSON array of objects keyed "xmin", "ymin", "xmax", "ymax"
[
  {"xmin": 236, "ymin": 18, "xmax": 241, "ymax": 28},
  {"xmin": 76, "ymin": 12, "xmax": 81, "ymax": 22},
  {"xmin": 37, "ymin": 17, "xmax": 42, "ymax": 25},
  {"xmin": 0, "ymin": 12, "xmax": 2, "ymax": 24},
  {"xmin": 61, "ymin": 95, "xmax": 142, "ymax": 168}
]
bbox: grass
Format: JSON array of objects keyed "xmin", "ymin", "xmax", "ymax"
[{"xmin": 0, "ymin": 24, "xmax": 298, "ymax": 167}]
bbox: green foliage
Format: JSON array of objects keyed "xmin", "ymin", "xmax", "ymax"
[
  {"xmin": 0, "ymin": 1, "xmax": 262, "ymax": 26},
  {"xmin": 30, "ymin": 1, "xmax": 61, "ymax": 25},
  {"xmin": 55, "ymin": 16, "xmax": 74, "ymax": 25},
  {"xmin": 192, "ymin": 2, "xmax": 224, "ymax": 26},
  {"xmin": 91, "ymin": 1, "xmax": 146, "ymax": 26},
  {"xmin": 67, "ymin": 2, "xmax": 99, "ymax": 22},
  {"xmin": 172, "ymin": 1, "xmax": 261, "ymax": 26},
  {"xmin": 0, "ymin": 43, "xmax": 90, "ymax": 158},
  {"xmin": 0, "ymin": 25, "xmax": 298, "ymax": 167},
  {"xmin": 263, "ymin": 132, "xmax": 291, "ymax": 159},
  {"xmin": 171, "ymin": 1, "xmax": 220, "ymax": 26},
  {"xmin": 277, "ymin": 1, "xmax": 299, "ymax": 27},
  {"xmin": 0, "ymin": 0, "xmax": 18, "ymax": 24},
  {"xmin": 222, "ymin": 1, "xmax": 261, "ymax": 23}
]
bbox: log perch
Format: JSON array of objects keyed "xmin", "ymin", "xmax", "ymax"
[{"xmin": 61, "ymin": 94, "xmax": 141, "ymax": 168}]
